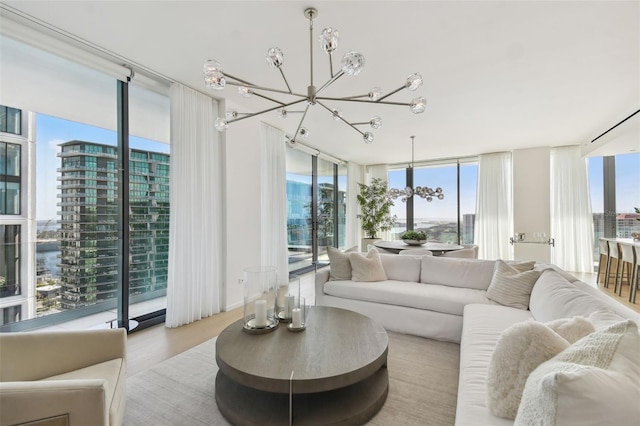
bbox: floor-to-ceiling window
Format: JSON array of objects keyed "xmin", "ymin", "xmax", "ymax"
[
  {"xmin": 388, "ymin": 159, "xmax": 478, "ymax": 244},
  {"xmin": 0, "ymin": 33, "xmax": 170, "ymax": 332},
  {"xmin": 588, "ymin": 152, "xmax": 640, "ymax": 267},
  {"xmin": 285, "ymin": 146, "xmax": 346, "ymax": 273}
]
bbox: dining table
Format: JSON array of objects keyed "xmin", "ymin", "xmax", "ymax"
[{"xmin": 373, "ymin": 240, "xmax": 464, "ymax": 256}]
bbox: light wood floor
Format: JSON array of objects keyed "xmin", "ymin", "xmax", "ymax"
[{"xmin": 126, "ymin": 269, "xmax": 639, "ymax": 378}]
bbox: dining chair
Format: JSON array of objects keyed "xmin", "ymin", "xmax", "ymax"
[
  {"xmin": 442, "ymin": 248, "xmax": 476, "ymax": 259},
  {"xmin": 616, "ymin": 242, "xmax": 635, "ymax": 297},
  {"xmin": 604, "ymin": 239, "xmax": 620, "ymax": 289},
  {"xmin": 596, "ymin": 238, "xmax": 609, "ymax": 285},
  {"xmin": 462, "ymin": 244, "xmax": 479, "ymax": 259},
  {"xmin": 399, "ymin": 249, "xmax": 433, "ymax": 256}
]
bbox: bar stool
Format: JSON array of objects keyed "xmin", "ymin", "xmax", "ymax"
[
  {"xmin": 597, "ymin": 238, "xmax": 609, "ymax": 285},
  {"xmin": 616, "ymin": 242, "xmax": 635, "ymax": 297},
  {"xmin": 604, "ymin": 239, "xmax": 619, "ymax": 289},
  {"xmin": 628, "ymin": 245, "xmax": 639, "ymax": 304}
]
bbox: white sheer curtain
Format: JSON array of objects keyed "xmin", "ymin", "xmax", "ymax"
[
  {"xmin": 260, "ymin": 123, "xmax": 289, "ymax": 281},
  {"xmin": 474, "ymin": 152, "xmax": 513, "ymax": 260},
  {"xmin": 551, "ymin": 146, "xmax": 594, "ymax": 272},
  {"xmin": 166, "ymin": 84, "xmax": 221, "ymax": 328},
  {"xmin": 346, "ymin": 161, "xmax": 364, "ymax": 250}
]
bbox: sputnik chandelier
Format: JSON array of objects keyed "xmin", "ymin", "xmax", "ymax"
[
  {"xmin": 203, "ymin": 7, "xmax": 426, "ymax": 144},
  {"xmin": 388, "ymin": 136, "xmax": 444, "ymax": 202}
]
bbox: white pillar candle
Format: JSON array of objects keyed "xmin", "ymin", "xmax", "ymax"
[
  {"xmin": 254, "ymin": 300, "xmax": 267, "ymax": 327},
  {"xmin": 277, "ymin": 285, "xmax": 288, "ymax": 308},
  {"xmin": 292, "ymin": 308, "xmax": 302, "ymax": 328},
  {"xmin": 285, "ymin": 295, "xmax": 295, "ymax": 318}
]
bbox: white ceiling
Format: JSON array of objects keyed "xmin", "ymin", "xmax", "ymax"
[{"xmin": 2, "ymin": 0, "xmax": 639, "ymax": 165}]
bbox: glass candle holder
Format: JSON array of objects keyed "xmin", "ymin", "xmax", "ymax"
[
  {"xmin": 242, "ymin": 266, "xmax": 278, "ymax": 334},
  {"xmin": 277, "ymin": 275, "xmax": 300, "ymax": 323}
]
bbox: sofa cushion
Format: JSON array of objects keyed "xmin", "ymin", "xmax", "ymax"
[
  {"xmin": 323, "ymin": 280, "xmax": 492, "ymax": 316},
  {"xmin": 420, "ymin": 256, "xmax": 496, "ymax": 290},
  {"xmin": 327, "ymin": 246, "xmax": 354, "ymax": 281},
  {"xmin": 486, "ymin": 320, "xmax": 570, "ymax": 420},
  {"xmin": 486, "ymin": 260, "xmax": 541, "ymax": 309},
  {"xmin": 379, "ymin": 253, "xmax": 421, "ymax": 282},
  {"xmin": 349, "ymin": 249, "xmax": 387, "ymax": 282},
  {"xmin": 455, "ymin": 304, "xmax": 533, "ymax": 426},
  {"xmin": 530, "ymin": 270, "xmax": 617, "ymax": 323},
  {"xmin": 515, "ymin": 320, "xmax": 640, "ymax": 426}
]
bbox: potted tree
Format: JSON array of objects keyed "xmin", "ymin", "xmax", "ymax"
[{"xmin": 357, "ymin": 178, "xmax": 396, "ymax": 251}]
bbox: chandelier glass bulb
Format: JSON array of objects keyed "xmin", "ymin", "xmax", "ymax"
[
  {"xmin": 298, "ymin": 127, "xmax": 310, "ymax": 138},
  {"xmin": 363, "ymin": 132, "xmax": 374, "ymax": 143},
  {"xmin": 405, "ymin": 73, "xmax": 424, "ymax": 91},
  {"xmin": 410, "ymin": 96, "xmax": 427, "ymax": 114},
  {"xmin": 341, "ymin": 51, "xmax": 366, "ymax": 76},
  {"xmin": 203, "ymin": 59, "xmax": 226, "ymax": 90},
  {"xmin": 370, "ymin": 116, "xmax": 382, "ymax": 129},
  {"xmin": 238, "ymin": 86, "xmax": 253, "ymax": 98},
  {"xmin": 225, "ymin": 110, "xmax": 238, "ymax": 120},
  {"xmin": 368, "ymin": 87, "xmax": 382, "ymax": 101},
  {"xmin": 331, "ymin": 109, "xmax": 343, "ymax": 121},
  {"xmin": 266, "ymin": 47, "xmax": 284, "ymax": 68},
  {"xmin": 278, "ymin": 108, "xmax": 287, "ymax": 119},
  {"xmin": 215, "ymin": 118, "xmax": 229, "ymax": 132},
  {"xmin": 319, "ymin": 27, "xmax": 340, "ymax": 53}
]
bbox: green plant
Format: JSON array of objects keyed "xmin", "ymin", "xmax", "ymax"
[
  {"xmin": 356, "ymin": 178, "xmax": 396, "ymax": 238},
  {"xmin": 635, "ymin": 207, "xmax": 640, "ymax": 221},
  {"xmin": 401, "ymin": 230, "xmax": 427, "ymax": 241}
]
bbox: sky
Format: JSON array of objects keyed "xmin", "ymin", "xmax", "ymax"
[
  {"xmin": 35, "ymin": 113, "xmax": 639, "ymax": 221},
  {"xmin": 36, "ymin": 113, "xmax": 169, "ymax": 220}
]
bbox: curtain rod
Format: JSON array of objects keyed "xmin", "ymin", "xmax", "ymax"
[{"xmin": 591, "ymin": 109, "xmax": 640, "ymax": 144}]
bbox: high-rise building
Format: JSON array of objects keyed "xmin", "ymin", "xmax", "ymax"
[{"xmin": 57, "ymin": 141, "xmax": 169, "ymax": 309}]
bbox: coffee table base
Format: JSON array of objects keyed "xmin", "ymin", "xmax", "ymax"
[{"xmin": 215, "ymin": 367, "xmax": 389, "ymax": 426}]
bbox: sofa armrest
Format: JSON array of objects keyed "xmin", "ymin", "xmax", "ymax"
[
  {"xmin": 0, "ymin": 328, "xmax": 126, "ymax": 381},
  {"xmin": 315, "ymin": 267, "xmax": 330, "ymax": 304},
  {"xmin": 0, "ymin": 379, "xmax": 108, "ymax": 426}
]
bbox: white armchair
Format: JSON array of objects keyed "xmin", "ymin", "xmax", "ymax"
[{"xmin": 0, "ymin": 328, "xmax": 127, "ymax": 426}]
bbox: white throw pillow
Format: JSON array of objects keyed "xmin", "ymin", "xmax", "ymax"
[
  {"xmin": 486, "ymin": 260, "xmax": 541, "ymax": 309},
  {"xmin": 349, "ymin": 249, "xmax": 387, "ymax": 282},
  {"xmin": 515, "ymin": 320, "xmax": 640, "ymax": 426},
  {"xmin": 327, "ymin": 246, "xmax": 355, "ymax": 281},
  {"xmin": 486, "ymin": 320, "xmax": 570, "ymax": 419},
  {"xmin": 545, "ymin": 316, "xmax": 595, "ymax": 344}
]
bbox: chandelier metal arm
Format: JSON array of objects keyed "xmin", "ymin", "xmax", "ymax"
[
  {"xmin": 314, "ymin": 70, "xmax": 346, "ymax": 97},
  {"xmin": 228, "ymin": 98, "xmax": 308, "ymax": 124},
  {"xmin": 278, "ymin": 68, "xmax": 293, "ymax": 94},
  {"xmin": 316, "ymin": 101, "xmax": 366, "ymax": 137},
  {"xmin": 316, "ymin": 97, "xmax": 411, "ymax": 107},
  {"xmin": 375, "ymin": 85, "xmax": 405, "ymax": 102},
  {"xmin": 293, "ymin": 104, "xmax": 311, "ymax": 142},
  {"xmin": 225, "ymin": 80, "xmax": 307, "ymax": 98},
  {"xmin": 329, "ymin": 54, "xmax": 334, "ymax": 78},
  {"xmin": 251, "ymin": 91, "xmax": 287, "ymax": 106}
]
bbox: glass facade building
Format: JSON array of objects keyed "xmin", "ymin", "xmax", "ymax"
[{"xmin": 57, "ymin": 141, "xmax": 169, "ymax": 309}]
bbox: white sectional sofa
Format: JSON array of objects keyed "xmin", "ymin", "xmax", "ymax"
[{"xmin": 315, "ymin": 252, "xmax": 640, "ymax": 426}]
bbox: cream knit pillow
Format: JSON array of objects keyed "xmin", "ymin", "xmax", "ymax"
[
  {"xmin": 486, "ymin": 320, "xmax": 570, "ymax": 419},
  {"xmin": 349, "ymin": 249, "xmax": 387, "ymax": 282},
  {"xmin": 515, "ymin": 320, "xmax": 640, "ymax": 426},
  {"xmin": 486, "ymin": 316, "xmax": 596, "ymax": 419}
]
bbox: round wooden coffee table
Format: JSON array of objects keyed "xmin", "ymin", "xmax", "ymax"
[{"xmin": 215, "ymin": 306, "xmax": 389, "ymax": 425}]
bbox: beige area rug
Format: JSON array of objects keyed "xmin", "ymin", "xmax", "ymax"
[{"xmin": 123, "ymin": 332, "xmax": 460, "ymax": 426}]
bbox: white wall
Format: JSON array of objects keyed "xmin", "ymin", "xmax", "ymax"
[
  {"xmin": 222, "ymin": 105, "xmax": 262, "ymax": 310},
  {"xmin": 512, "ymin": 147, "xmax": 551, "ymax": 263}
]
